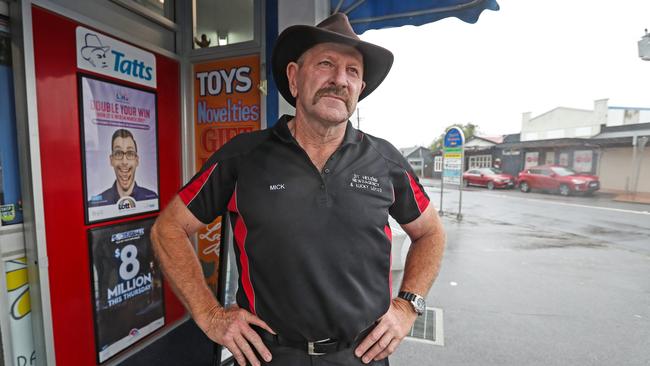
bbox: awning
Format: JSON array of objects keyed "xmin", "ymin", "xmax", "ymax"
[{"xmin": 331, "ymin": 0, "xmax": 500, "ymax": 34}]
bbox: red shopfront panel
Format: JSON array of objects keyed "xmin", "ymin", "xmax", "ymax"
[{"xmin": 32, "ymin": 6, "xmax": 184, "ymax": 365}]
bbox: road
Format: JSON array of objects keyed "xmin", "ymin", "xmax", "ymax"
[{"xmin": 391, "ymin": 186, "xmax": 650, "ymax": 366}]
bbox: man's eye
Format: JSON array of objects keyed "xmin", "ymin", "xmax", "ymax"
[
  {"xmin": 319, "ymin": 60, "xmax": 333, "ymax": 67},
  {"xmin": 348, "ymin": 67, "xmax": 359, "ymax": 76}
]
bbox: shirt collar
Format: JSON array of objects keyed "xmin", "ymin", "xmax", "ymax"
[{"xmin": 272, "ymin": 114, "xmax": 363, "ymax": 145}]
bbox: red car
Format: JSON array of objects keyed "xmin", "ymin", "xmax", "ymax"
[
  {"xmin": 516, "ymin": 165, "xmax": 600, "ymax": 196},
  {"xmin": 463, "ymin": 167, "xmax": 516, "ymax": 189}
]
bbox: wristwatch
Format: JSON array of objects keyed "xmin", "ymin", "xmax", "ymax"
[{"xmin": 397, "ymin": 291, "xmax": 426, "ymax": 315}]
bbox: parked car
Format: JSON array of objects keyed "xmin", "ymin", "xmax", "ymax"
[
  {"xmin": 463, "ymin": 167, "xmax": 516, "ymax": 190},
  {"xmin": 516, "ymin": 165, "xmax": 600, "ymax": 196}
]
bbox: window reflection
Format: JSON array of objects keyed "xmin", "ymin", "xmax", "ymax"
[
  {"xmin": 193, "ymin": 0, "xmax": 254, "ymax": 49},
  {"xmin": 0, "ymin": 24, "xmax": 23, "ymax": 225}
]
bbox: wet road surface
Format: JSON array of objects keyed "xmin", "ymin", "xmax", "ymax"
[{"xmin": 390, "ymin": 187, "xmax": 650, "ymax": 366}]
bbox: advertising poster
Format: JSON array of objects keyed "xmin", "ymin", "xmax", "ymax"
[
  {"xmin": 5, "ymin": 257, "xmax": 36, "ymax": 366},
  {"xmin": 80, "ymin": 75, "xmax": 159, "ymax": 223},
  {"xmin": 88, "ymin": 218, "xmax": 164, "ymax": 363},
  {"xmin": 573, "ymin": 150, "xmax": 593, "ymax": 172},
  {"xmin": 524, "ymin": 152, "xmax": 539, "ymax": 169},
  {"xmin": 193, "ymin": 55, "xmax": 260, "ymax": 289}
]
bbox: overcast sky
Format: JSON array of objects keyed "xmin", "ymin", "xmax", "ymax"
[{"xmin": 354, "ymin": 0, "xmax": 650, "ymax": 149}]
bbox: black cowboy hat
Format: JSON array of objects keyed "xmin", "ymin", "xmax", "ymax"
[{"xmin": 272, "ymin": 13, "xmax": 394, "ymax": 107}]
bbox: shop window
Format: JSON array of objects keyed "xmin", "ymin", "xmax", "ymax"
[
  {"xmin": 115, "ymin": 0, "xmax": 175, "ymax": 22},
  {"xmin": 545, "ymin": 151, "xmax": 555, "ymax": 165},
  {"xmin": 0, "ymin": 20, "xmax": 23, "ymax": 226},
  {"xmin": 193, "ymin": 0, "xmax": 254, "ymax": 49},
  {"xmin": 434, "ymin": 156, "xmax": 442, "ymax": 172},
  {"xmin": 468, "ymin": 155, "xmax": 492, "ymax": 169}
]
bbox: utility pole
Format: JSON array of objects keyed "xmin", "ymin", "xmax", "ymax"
[{"xmin": 356, "ymin": 107, "xmax": 361, "ymax": 129}]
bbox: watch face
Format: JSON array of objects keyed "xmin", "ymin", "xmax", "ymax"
[{"xmin": 415, "ymin": 297, "xmax": 426, "ymax": 313}]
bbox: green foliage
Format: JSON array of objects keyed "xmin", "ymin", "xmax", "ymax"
[{"xmin": 430, "ymin": 123, "xmax": 478, "ymax": 151}]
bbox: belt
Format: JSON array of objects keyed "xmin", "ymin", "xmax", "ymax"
[{"xmin": 254, "ymin": 324, "xmax": 375, "ymax": 356}]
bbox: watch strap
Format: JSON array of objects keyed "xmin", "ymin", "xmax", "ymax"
[
  {"xmin": 398, "ymin": 291, "xmax": 418, "ymax": 302},
  {"xmin": 397, "ymin": 291, "xmax": 425, "ymax": 315}
]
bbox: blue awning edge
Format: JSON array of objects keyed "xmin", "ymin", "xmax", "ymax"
[{"xmin": 331, "ymin": 0, "xmax": 500, "ymax": 34}]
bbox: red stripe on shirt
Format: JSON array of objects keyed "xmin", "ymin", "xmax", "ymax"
[
  {"xmin": 406, "ymin": 172, "xmax": 429, "ymax": 213},
  {"xmin": 227, "ymin": 187, "xmax": 256, "ymax": 315},
  {"xmin": 179, "ymin": 163, "xmax": 218, "ymax": 206},
  {"xmin": 384, "ymin": 224, "xmax": 393, "ymax": 299}
]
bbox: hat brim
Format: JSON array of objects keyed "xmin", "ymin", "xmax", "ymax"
[{"xmin": 272, "ymin": 25, "xmax": 394, "ymax": 107}]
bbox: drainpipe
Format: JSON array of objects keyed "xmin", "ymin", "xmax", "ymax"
[{"xmin": 632, "ymin": 136, "xmax": 648, "ymax": 195}]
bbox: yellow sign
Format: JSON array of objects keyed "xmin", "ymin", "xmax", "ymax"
[
  {"xmin": 444, "ymin": 153, "xmax": 462, "ymax": 159},
  {"xmin": 193, "ymin": 55, "xmax": 261, "ymax": 290}
]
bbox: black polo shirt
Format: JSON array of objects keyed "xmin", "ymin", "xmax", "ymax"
[{"xmin": 179, "ymin": 115, "xmax": 430, "ymax": 342}]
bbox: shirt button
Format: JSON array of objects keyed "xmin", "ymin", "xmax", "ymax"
[
  {"xmin": 320, "ymin": 184, "xmax": 325, "ymax": 190},
  {"xmin": 324, "ymin": 168, "xmax": 330, "ymax": 174}
]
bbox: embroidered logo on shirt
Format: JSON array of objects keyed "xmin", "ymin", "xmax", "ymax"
[
  {"xmin": 269, "ymin": 184, "xmax": 286, "ymax": 191},
  {"xmin": 349, "ymin": 174, "xmax": 382, "ymax": 193}
]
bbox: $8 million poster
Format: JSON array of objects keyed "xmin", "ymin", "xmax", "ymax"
[{"xmin": 88, "ymin": 218, "xmax": 164, "ymax": 363}]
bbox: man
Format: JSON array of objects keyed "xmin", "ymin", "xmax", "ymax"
[
  {"xmin": 89, "ymin": 128, "xmax": 158, "ymax": 207},
  {"xmin": 152, "ymin": 13, "xmax": 445, "ymax": 366}
]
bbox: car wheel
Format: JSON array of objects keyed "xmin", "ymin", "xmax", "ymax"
[
  {"xmin": 520, "ymin": 181, "xmax": 530, "ymax": 193},
  {"xmin": 464, "ymin": 179, "xmax": 469, "ymax": 187},
  {"xmin": 487, "ymin": 181, "xmax": 495, "ymax": 190},
  {"xmin": 559, "ymin": 184, "xmax": 571, "ymax": 196}
]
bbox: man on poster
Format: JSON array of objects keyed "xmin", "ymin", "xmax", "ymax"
[
  {"xmin": 153, "ymin": 13, "xmax": 445, "ymax": 366},
  {"xmin": 89, "ymin": 128, "xmax": 158, "ymax": 207}
]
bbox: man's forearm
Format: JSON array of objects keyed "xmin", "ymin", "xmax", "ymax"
[
  {"xmin": 151, "ymin": 220, "xmax": 221, "ymax": 328},
  {"xmin": 399, "ymin": 218, "xmax": 445, "ymax": 296}
]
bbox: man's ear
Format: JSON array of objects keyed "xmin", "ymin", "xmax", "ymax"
[
  {"xmin": 286, "ymin": 62, "xmax": 299, "ymax": 97},
  {"xmin": 359, "ymin": 80, "xmax": 366, "ymax": 95}
]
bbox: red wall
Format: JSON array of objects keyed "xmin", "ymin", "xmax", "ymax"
[{"xmin": 32, "ymin": 6, "xmax": 185, "ymax": 365}]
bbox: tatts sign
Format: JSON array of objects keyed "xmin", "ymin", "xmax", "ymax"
[
  {"xmin": 76, "ymin": 26, "xmax": 156, "ymax": 88},
  {"xmin": 193, "ymin": 55, "xmax": 260, "ymax": 289}
]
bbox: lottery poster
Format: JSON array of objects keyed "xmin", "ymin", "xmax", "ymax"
[
  {"xmin": 88, "ymin": 218, "xmax": 164, "ymax": 363},
  {"xmin": 79, "ymin": 75, "xmax": 159, "ymax": 224}
]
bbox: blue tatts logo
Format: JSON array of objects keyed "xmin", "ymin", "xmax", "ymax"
[
  {"xmin": 111, "ymin": 50, "xmax": 154, "ymax": 81},
  {"xmin": 79, "ymin": 32, "xmax": 154, "ymax": 82}
]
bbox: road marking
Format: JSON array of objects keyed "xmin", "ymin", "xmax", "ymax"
[{"xmin": 468, "ymin": 192, "xmax": 650, "ymax": 216}]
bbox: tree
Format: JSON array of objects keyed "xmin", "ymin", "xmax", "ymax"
[{"xmin": 430, "ymin": 123, "xmax": 478, "ymax": 151}]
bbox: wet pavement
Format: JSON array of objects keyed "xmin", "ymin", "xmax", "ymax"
[{"xmin": 390, "ymin": 185, "xmax": 650, "ymax": 366}]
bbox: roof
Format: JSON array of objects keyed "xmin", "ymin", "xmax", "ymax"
[
  {"xmin": 608, "ymin": 106, "xmax": 650, "ymax": 111},
  {"xmin": 503, "ymin": 133, "xmax": 521, "ymax": 143},
  {"xmin": 497, "ymin": 138, "xmax": 601, "ymax": 149},
  {"xmin": 469, "ymin": 135, "xmax": 504, "ymax": 144},
  {"xmin": 529, "ymin": 106, "xmax": 592, "ymax": 122},
  {"xmin": 399, "ymin": 146, "xmax": 420, "ymax": 157},
  {"xmin": 399, "ymin": 146, "xmax": 432, "ymax": 158},
  {"xmin": 595, "ymin": 122, "xmax": 650, "ymax": 139}
]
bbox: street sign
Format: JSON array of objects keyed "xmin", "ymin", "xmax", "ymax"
[
  {"xmin": 440, "ymin": 127, "xmax": 466, "ymax": 220},
  {"xmin": 444, "ymin": 128, "xmax": 464, "ymax": 148}
]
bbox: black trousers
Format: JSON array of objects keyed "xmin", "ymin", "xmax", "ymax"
[{"xmin": 249, "ymin": 343, "xmax": 389, "ymax": 366}]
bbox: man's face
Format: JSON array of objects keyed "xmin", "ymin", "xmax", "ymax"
[
  {"xmin": 110, "ymin": 136, "xmax": 139, "ymax": 192},
  {"xmin": 288, "ymin": 42, "xmax": 366, "ymax": 125}
]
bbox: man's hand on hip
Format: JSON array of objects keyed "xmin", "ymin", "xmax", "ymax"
[
  {"xmin": 354, "ymin": 298, "xmax": 417, "ymax": 363},
  {"xmin": 197, "ymin": 305, "xmax": 276, "ymax": 366}
]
